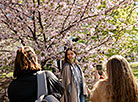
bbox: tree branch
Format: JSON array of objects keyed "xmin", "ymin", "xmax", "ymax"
[
  {"xmin": 61, "ymin": 0, "xmax": 75, "ymax": 30},
  {"xmin": 88, "ymin": 35, "xmax": 111, "ymax": 52},
  {"xmin": 0, "ymin": 50, "xmax": 15, "ymax": 52},
  {"xmin": 80, "ymin": 0, "xmax": 90, "ymax": 19},
  {"xmin": 37, "ymin": 0, "xmax": 46, "ymax": 43}
]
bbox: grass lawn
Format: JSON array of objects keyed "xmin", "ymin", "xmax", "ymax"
[
  {"xmin": 132, "ymin": 68, "xmax": 138, "ymax": 82},
  {"xmin": 130, "ymin": 62, "xmax": 138, "ymax": 68},
  {"xmin": 130, "ymin": 62, "xmax": 138, "ymax": 82}
]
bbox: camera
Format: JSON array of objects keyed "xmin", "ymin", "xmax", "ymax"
[{"xmin": 96, "ymin": 64, "xmax": 103, "ymax": 75}]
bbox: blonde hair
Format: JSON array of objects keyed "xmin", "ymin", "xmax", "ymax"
[
  {"xmin": 14, "ymin": 46, "xmax": 41, "ymax": 77},
  {"xmin": 106, "ymin": 55, "xmax": 138, "ymax": 102}
]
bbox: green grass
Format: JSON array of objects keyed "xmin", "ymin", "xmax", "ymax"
[
  {"xmin": 132, "ymin": 68, "xmax": 138, "ymax": 83},
  {"xmin": 0, "ymin": 72, "xmax": 13, "ymax": 78},
  {"xmin": 130, "ymin": 62, "xmax": 138, "ymax": 68},
  {"xmin": 131, "ymin": 62, "xmax": 138, "ymax": 82}
]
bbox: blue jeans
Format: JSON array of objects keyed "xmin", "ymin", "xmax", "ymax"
[
  {"xmin": 79, "ymin": 83, "xmax": 85, "ymax": 102},
  {"xmin": 80, "ymin": 93, "xmax": 85, "ymax": 102}
]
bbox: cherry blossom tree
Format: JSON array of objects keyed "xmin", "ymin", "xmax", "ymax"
[{"xmin": 0, "ymin": 0, "xmax": 138, "ymax": 87}]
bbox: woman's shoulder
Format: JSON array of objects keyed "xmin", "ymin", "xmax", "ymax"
[
  {"xmin": 63, "ymin": 62, "xmax": 70, "ymax": 68},
  {"xmin": 62, "ymin": 63, "xmax": 72, "ymax": 74},
  {"xmin": 98, "ymin": 79, "xmax": 108, "ymax": 85},
  {"xmin": 90, "ymin": 79, "xmax": 110, "ymax": 102},
  {"xmin": 92, "ymin": 79, "xmax": 109, "ymax": 90},
  {"xmin": 91, "ymin": 79, "xmax": 109, "ymax": 95}
]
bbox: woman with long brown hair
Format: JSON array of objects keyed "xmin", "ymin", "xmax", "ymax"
[
  {"xmin": 61, "ymin": 47, "xmax": 88, "ymax": 102},
  {"xmin": 90, "ymin": 55, "xmax": 138, "ymax": 102},
  {"xmin": 8, "ymin": 46, "xmax": 64, "ymax": 102}
]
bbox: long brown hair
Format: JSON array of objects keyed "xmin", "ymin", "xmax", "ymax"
[
  {"xmin": 14, "ymin": 46, "xmax": 41, "ymax": 77},
  {"xmin": 61, "ymin": 47, "xmax": 77, "ymax": 74},
  {"xmin": 106, "ymin": 55, "xmax": 138, "ymax": 102}
]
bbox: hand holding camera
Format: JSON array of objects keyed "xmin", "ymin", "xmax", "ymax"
[{"xmin": 96, "ymin": 64, "xmax": 104, "ymax": 79}]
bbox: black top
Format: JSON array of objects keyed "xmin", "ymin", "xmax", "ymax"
[{"xmin": 8, "ymin": 70, "xmax": 64, "ymax": 102}]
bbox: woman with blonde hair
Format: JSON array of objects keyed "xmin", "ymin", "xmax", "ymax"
[
  {"xmin": 90, "ymin": 55, "xmax": 138, "ymax": 102},
  {"xmin": 8, "ymin": 46, "xmax": 64, "ymax": 102}
]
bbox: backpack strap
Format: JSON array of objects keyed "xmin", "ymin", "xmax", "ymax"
[{"xmin": 36, "ymin": 71, "xmax": 48, "ymax": 102}]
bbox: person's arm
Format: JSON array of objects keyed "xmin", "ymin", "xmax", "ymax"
[
  {"xmin": 90, "ymin": 80, "xmax": 107, "ymax": 102},
  {"xmin": 95, "ymin": 69, "xmax": 107, "ymax": 80},
  {"xmin": 62, "ymin": 64, "xmax": 72, "ymax": 93},
  {"xmin": 61, "ymin": 63, "xmax": 72, "ymax": 102},
  {"xmin": 102, "ymin": 71, "xmax": 107, "ymax": 79},
  {"xmin": 90, "ymin": 81, "xmax": 101, "ymax": 102},
  {"xmin": 87, "ymin": 87, "xmax": 91, "ymax": 95},
  {"xmin": 94, "ymin": 70, "xmax": 100, "ymax": 80},
  {"xmin": 45, "ymin": 71, "xmax": 64, "ymax": 100}
]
